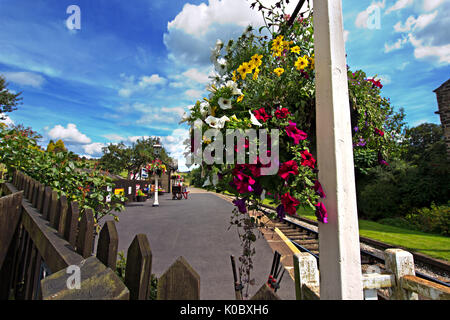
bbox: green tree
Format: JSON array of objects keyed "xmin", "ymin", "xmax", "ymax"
[
  {"xmin": 47, "ymin": 139, "xmax": 67, "ymax": 153},
  {"xmin": 0, "ymin": 75, "xmax": 22, "ymax": 119}
]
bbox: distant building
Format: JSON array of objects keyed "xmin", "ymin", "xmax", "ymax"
[{"xmin": 434, "ymin": 78, "xmax": 450, "ymax": 159}]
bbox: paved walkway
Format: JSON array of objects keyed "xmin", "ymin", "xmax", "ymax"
[{"xmin": 101, "ymin": 188, "xmax": 296, "ymax": 300}]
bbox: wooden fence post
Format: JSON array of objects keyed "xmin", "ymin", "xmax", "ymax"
[
  {"xmin": 57, "ymin": 195, "xmax": 69, "ymax": 236},
  {"xmin": 384, "ymin": 248, "xmax": 418, "ymax": 300},
  {"xmin": 48, "ymin": 190, "xmax": 59, "ymax": 228},
  {"xmin": 157, "ymin": 256, "xmax": 200, "ymax": 300},
  {"xmin": 293, "ymin": 252, "xmax": 320, "ymax": 300},
  {"xmin": 76, "ymin": 209, "xmax": 94, "ymax": 258},
  {"xmin": 42, "ymin": 186, "xmax": 52, "ymax": 220},
  {"xmin": 96, "ymin": 221, "xmax": 119, "ymax": 270},
  {"xmin": 65, "ymin": 202, "xmax": 79, "ymax": 248},
  {"xmin": 124, "ymin": 234, "xmax": 152, "ymax": 300}
]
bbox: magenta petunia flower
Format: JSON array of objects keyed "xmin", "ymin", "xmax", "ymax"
[
  {"xmin": 285, "ymin": 121, "xmax": 307, "ymax": 144},
  {"xmin": 315, "ymin": 202, "xmax": 328, "ymax": 223}
]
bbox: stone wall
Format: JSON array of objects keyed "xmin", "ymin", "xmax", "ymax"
[{"xmin": 434, "ymin": 79, "xmax": 450, "ymax": 159}]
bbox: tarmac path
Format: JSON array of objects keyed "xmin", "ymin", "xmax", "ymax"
[{"xmin": 101, "ymin": 187, "xmax": 296, "ymax": 300}]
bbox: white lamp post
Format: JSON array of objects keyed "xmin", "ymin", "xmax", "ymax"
[{"xmin": 153, "ymin": 142, "xmax": 162, "ymax": 207}]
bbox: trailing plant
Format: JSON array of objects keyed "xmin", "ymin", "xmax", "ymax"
[{"xmin": 0, "ymin": 124, "xmax": 126, "ymax": 224}]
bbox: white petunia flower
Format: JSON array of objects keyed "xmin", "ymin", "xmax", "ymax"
[
  {"xmin": 205, "ymin": 116, "xmax": 228, "ymax": 129},
  {"xmin": 225, "ymin": 80, "xmax": 242, "ymax": 96},
  {"xmin": 218, "ymin": 97, "xmax": 232, "ymax": 110},
  {"xmin": 199, "ymin": 101, "xmax": 210, "ymax": 116},
  {"xmin": 249, "ymin": 110, "xmax": 262, "ymax": 127}
]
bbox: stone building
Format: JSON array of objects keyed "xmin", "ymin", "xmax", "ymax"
[{"xmin": 434, "ymin": 78, "xmax": 450, "ymax": 159}]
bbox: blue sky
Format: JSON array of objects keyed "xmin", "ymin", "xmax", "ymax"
[{"xmin": 0, "ymin": 0, "xmax": 449, "ymax": 170}]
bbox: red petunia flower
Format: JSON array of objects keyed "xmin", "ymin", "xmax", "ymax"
[
  {"xmin": 374, "ymin": 128, "xmax": 385, "ymax": 137},
  {"xmin": 300, "ymin": 149, "xmax": 316, "ymax": 169},
  {"xmin": 253, "ymin": 107, "xmax": 271, "ymax": 122},
  {"xmin": 275, "ymin": 107, "xmax": 290, "ymax": 119},
  {"xmin": 281, "ymin": 192, "xmax": 300, "ymax": 216},
  {"xmin": 278, "ymin": 160, "xmax": 299, "ymax": 180}
]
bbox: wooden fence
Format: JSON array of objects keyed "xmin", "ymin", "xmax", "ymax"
[
  {"xmin": 0, "ymin": 171, "xmax": 279, "ymax": 300},
  {"xmin": 293, "ymin": 249, "xmax": 450, "ymax": 300}
]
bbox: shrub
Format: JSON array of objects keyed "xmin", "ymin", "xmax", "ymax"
[{"xmin": 406, "ymin": 203, "xmax": 450, "ymax": 236}]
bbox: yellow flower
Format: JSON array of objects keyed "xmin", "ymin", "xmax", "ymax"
[
  {"xmin": 274, "ymin": 67, "xmax": 284, "ymax": 77},
  {"xmin": 230, "ymin": 114, "xmax": 241, "ymax": 122},
  {"xmin": 309, "ymin": 55, "xmax": 315, "ymax": 69},
  {"xmin": 252, "ymin": 67, "xmax": 260, "ymax": 80},
  {"xmin": 232, "ymin": 70, "xmax": 238, "ymax": 82},
  {"xmin": 247, "ymin": 60, "xmax": 257, "ymax": 71},
  {"xmin": 210, "ymin": 106, "xmax": 218, "ymax": 117},
  {"xmin": 295, "ymin": 56, "xmax": 309, "ymax": 70},
  {"xmin": 272, "ymin": 35, "xmax": 284, "ymax": 48},
  {"xmin": 290, "ymin": 46, "xmax": 300, "ymax": 54},
  {"xmin": 237, "ymin": 62, "xmax": 252, "ymax": 80},
  {"xmin": 237, "ymin": 95, "xmax": 244, "ymax": 103},
  {"xmin": 250, "ymin": 54, "xmax": 263, "ymax": 67}
]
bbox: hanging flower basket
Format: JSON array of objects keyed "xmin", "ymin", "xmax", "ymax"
[{"xmin": 146, "ymin": 159, "xmax": 167, "ymax": 176}]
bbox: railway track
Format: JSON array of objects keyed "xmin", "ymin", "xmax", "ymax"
[{"xmin": 258, "ymin": 206, "xmax": 450, "ymax": 289}]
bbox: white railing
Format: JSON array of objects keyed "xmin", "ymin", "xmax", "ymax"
[{"xmin": 293, "ymin": 248, "xmax": 450, "ymax": 300}]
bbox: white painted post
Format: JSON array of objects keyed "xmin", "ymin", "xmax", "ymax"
[
  {"xmin": 293, "ymin": 253, "xmax": 320, "ymax": 300},
  {"xmin": 384, "ymin": 249, "xmax": 418, "ymax": 300},
  {"xmin": 314, "ymin": 0, "xmax": 363, "ymax": 299},
  {"xmin": 153, "ymin": 174, "xmax": 159, "ymax": 207}
]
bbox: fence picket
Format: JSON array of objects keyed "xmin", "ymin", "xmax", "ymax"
[
  {"xmin": 57, "ymin": 195, "xmax": 68, "ymax": 236},
  {"xmin": 48, "ymin": 190, "xmax": 59, "ymax": 227},
  {"xmin": 157, "ymin": 256, "xmax": 200, "ymax": 300},
  {"xmin": 65, "ymin": 202, "xmax": 79, "ymax": 247},
  {"xmin": 96, "ymin": 220, "xmax": 119, "ymax": 270},
  {"xmin": 42, "ymin": 187, "xmax": 52, "ymax": 220},
  {"xmin": 76, "ymin": 208, "xmax": 94, "ymax": 258},
  {"xmin": 125, "ymin": 234, "xmax": 152, "ymax": 300}
]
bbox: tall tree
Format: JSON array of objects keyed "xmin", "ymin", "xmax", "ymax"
[{"xmin": 0, "ymin": 75, "xmax": 22, "ymax": 119}]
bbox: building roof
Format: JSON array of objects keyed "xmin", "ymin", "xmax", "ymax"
[{"xmin": 433, "ymin": 78, "xmax": 450, "ymax": 93}]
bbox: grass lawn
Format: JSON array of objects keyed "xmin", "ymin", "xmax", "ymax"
[{"xmin": 245, "ymin": 194, "xmax": 450, "ymax": 261}]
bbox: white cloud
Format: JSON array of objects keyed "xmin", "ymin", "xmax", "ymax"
[
  {"xmin": 384, "ymin": 37, "xmax": 408, "ymax": 52},
  {"xmin": 423, "ymin": 0, "xmax": 445, "ymax": 11},
  {"xmin": 82, "ymin": 142, "xmax": 106, "ymax": 156},
  {"xmin": 2, "ymin": 71, "xmax": 45, "ymax": 88},
  {"xmin": 127, "ymin": 136, "xmax": 150, "ymax": 143},
  {"xmin": 160, "ymin": 128, "xmax": 190, "ymax": 171},
  {"xmin": 385, "ymin": 0, "xmax": 413, "ymax": 14},
  {"xmin": 396, "ymin": 61, "xmax": 410, "ymax": 70},
  {"xmin": 102, "ymin": 134, "xmax": 126, "ymax": 142},
  {"xmin": 376, "ymin": 74, "xmax": 391, "ymax": 85},
  {"xmin": 139, "ymin": 74, "xmax": 167, "ymax": 87},
  {"xmin": 118, "ymin": 73, "xmax": 167, "ymax": 97},
  {"xmin": 409, "ymin": 34, "xmax": 450, "ymax": 64},
  {"xmin": 47, "ymin": 123, "xmax": 91, "ymax": 144},
  {"xmin": 394, "ymin": 11, "xmax": 438, "ymax": 33},
  {"xmin": 185, "ymin": 89, "xmax": 203, "ymax": 99},
  {"xmin": 163, "ymin": 0, "xmax": 299, "ymax": 66},
  {"xmin": 182, "ymin": 68, "xmax": 211, "ymax": 84}
]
